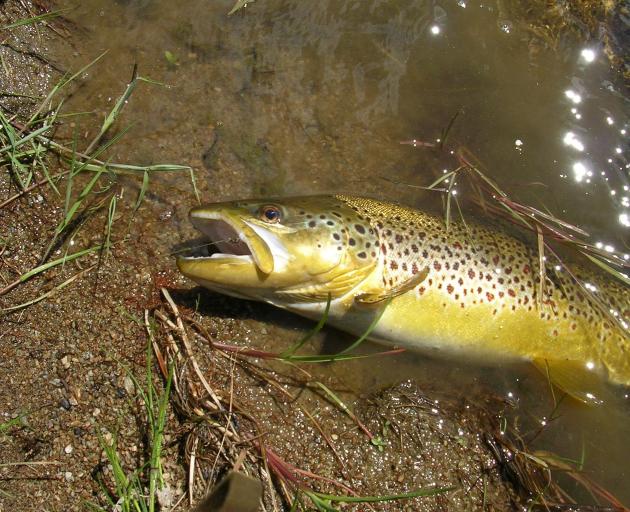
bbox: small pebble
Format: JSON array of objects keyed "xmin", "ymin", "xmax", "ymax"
[
  {"xmin": 64, "ymin": 471, "xmax": 74, "ymax": 482},
  {"xmin": 64, "ymin": 444, "xmax": 73, "ymax": 454},
  {"xmin": 123, "ymin": 376, "xmax": 135, "ymax": 395},
  {"xmin": 61, "ymin": 356, "xmax": 70, "ymax": 369},
  {"xmin": 59, "ymin": 398, "xmax": 71, "ymax": 411}
]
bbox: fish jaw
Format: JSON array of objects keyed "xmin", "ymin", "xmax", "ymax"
[
  {"xmin": 177, "ymin": 196, "xmax": 382, "ymax": 305},
  {"xmin": 177, "ymin": 206, "xmax": 284, "ymax": 295}
]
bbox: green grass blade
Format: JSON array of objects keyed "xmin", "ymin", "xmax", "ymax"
[
  {"xmin": 281, "ymin": 294, "xmax": 331, "ymax": 357},
  {"xmin": 2, "ymin": 267, "xmax": 91, "ymax": 313},
  {"xmin": 338, "ymin": 298, "xmax": 391, "ymax": 355},
  {"xmin": 134, "ymin": 171, "xmax": 149, "ymax": 211},
  {"xmin": 2, "ymin": 9, "xmax": 67, "ymax": 29},
  {"xmin": 19, "ymin": 245, "xmax": 102, "ymax": 282}
]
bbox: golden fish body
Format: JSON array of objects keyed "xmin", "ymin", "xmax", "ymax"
[{"xmin": 177, "ymin": 195, "xmax": 630, "ymax": 402}]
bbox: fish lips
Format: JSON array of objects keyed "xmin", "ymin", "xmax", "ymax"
[{"xmin": 177, "ymin": 208, "xmax": 276, "ymax": 286}]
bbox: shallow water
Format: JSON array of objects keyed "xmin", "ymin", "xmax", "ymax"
[{"xmin": 54, "ymin": 0, "xmax": 629, "ymax": 505}]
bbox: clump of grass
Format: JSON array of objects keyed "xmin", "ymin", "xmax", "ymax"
[
  {"xmin": 0, "ymin": 54, "xmax": 195, "ymax": 310},
  {"xmin": 150, "ymin": 288, "xmax": 455, "ymax": 510},
  {"xmin": 88, "ymin": 343, "xmax": 173, "ymax": 512}
]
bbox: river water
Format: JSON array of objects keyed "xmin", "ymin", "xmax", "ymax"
[{"xmin": 53, "ymin": 0, "xmax": 629, "ymax": 505}]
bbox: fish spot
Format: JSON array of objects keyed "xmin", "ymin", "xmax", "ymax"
[
  {"xmin": 357, "ymin": 251, "xmax": 367, "ymax": 259},
  {"xmin": 308, "ymin": 220, "xmax": 316, "ymax": 228},
  {"xmin": 349, "ymin": 238, "xmax": 356, "ymax": 246},
  {"xmin": 355, "ymin": 224, "xmax": 366, "ymax": 234},
  {"xmin": 332, "ymin": 233, "xmax": 340, "ymax": 241}
]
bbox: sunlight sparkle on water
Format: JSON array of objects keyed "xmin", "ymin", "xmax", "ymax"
[
  {"xmin": 563, "ymin": 132, "xmax": 584, "ymax": 151},
  {"xmin": 430, "ymin": 25, "xmax": 441, "ymax": 35},
  {"xmin": 620, "ymin": 213, "xmax": 630, "ymax": 227},
  {"xmin": 572, "ymin": 162, "xmax": 590, "ymax": 182},
  {"xmin": 565, "ymin": 89, "xmax": 582, "ymax": 104},
  {"xmin": 580, "ymin": 48, "xmax": 596, "ymax": 63}
]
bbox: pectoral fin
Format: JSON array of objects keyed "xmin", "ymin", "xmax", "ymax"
[
  {"xmin": 355, "ymin": 266, "xmax": 429, "ymax": 306},
  {"xmin": 533, "ymin": 358, "xmax": 610, "ymax": 406}
]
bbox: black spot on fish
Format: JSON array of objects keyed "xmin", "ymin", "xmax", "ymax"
[
  {"xmin": 349, "ymin": 238, "xmax": 356, "ymax": 246},
  {"xmin": 327, "ymin": 220, "xmax": 334, "ymax": 226},
  {"xmin": 355, "ymin": 224, "xmax": 366, "ymax": 234},
  {"xmin": 308, "ymin": 221, "xmax": 316, "ymax": 228},
  {"xmin": 333, "ymin": 233, "xmax": 340, "ymax": 241},
  {"xmin": 357, "ymin": 252, "xmax": 367, "ymax": 259}
]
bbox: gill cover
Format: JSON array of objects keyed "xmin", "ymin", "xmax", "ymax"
[{"xmin": 177, "ymin": 196, "xmax": 380, "ymax": 303}]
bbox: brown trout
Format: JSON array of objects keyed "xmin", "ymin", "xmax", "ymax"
[{"xmin": 177, "ymin": 195, "xmax": 630, "ymax": 403}]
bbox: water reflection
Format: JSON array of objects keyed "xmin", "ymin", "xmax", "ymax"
[{"xmin": 55, "ymin": 0, "xmax": 629, "ymax": 504}]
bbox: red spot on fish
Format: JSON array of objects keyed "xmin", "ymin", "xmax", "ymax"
[
  {"xmin": 433, "ymin": 261, "xmax": 442, "ymax": 271},
  {"xmin": 447, "ymin": 284, "xmax": 454, "ymax": 294},
  {"xmin": 468, "ymin": 269, "xmax": 475, "ymax": 279},
  {"xmin": 411, "ymin": 263, "xmax": 419, "ymax": 274},
  {"xmin": 492, "ymin": 256, "xmax": 500, "ymax": 265},
  {"xmin": 508, "ymin": 289, "xmax": 516, "ymax": 297},
  {"xmin": 486, "ymin": 292, "xmax": 495, "ymax": 301},
  {"xmin": 523, "ymin": 264, "xmax": 531, "ymax": 274},
  {"xmin": 390, "ymin": 261, "xmax": 398, "ymax": 270}
]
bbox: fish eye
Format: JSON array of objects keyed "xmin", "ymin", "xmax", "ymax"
[{"xmin": 260, "ymin": 205, "xmax": 282, "ymax": 223}]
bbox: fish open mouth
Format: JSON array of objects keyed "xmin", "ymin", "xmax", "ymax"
[
  {"xmin": 177, "ymin": 209, "xmax": 276, "ymax": 277},
  {"xmin": 189, "ymin": 217, "xmax": 254, "ymax": 262}
]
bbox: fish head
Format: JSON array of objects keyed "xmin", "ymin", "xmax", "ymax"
[{"xmin": 177, "ymin": 196, "xmax": 379, "ymax": 304}]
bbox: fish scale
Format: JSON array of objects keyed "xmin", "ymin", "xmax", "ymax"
[
  {"xmin": 178, "ymin": 194, "xmax": 630, "ymax": 401},
  {"xmin": 336, "ymin": 195, "xmax": 629, "ymax": 386}
]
